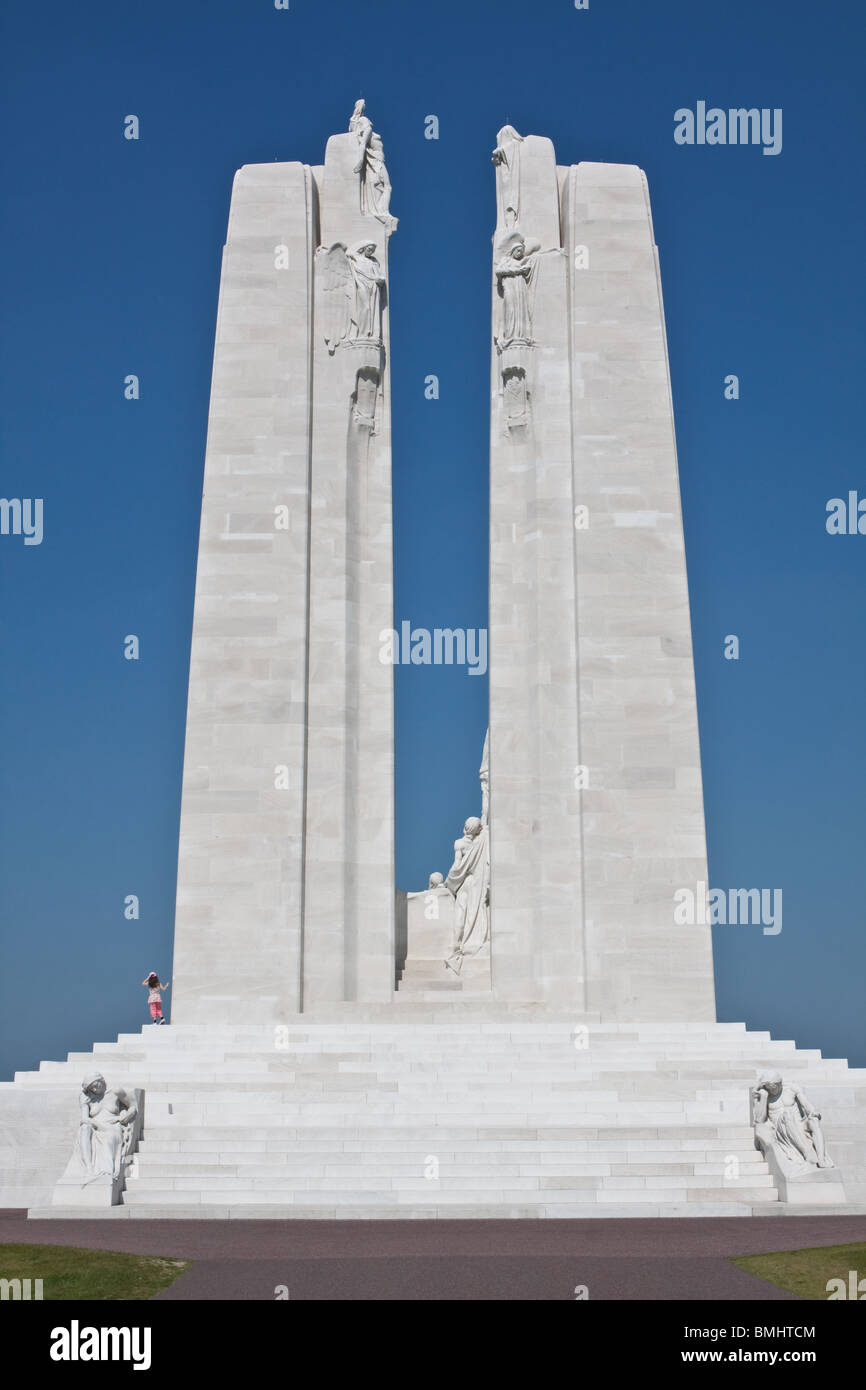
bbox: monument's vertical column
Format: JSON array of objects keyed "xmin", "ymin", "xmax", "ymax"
[
  {"xmin": 563, "ymin": 161, "xmax": 715, "ymax": 1020},
  {"xmin": 172, "ymin": 162, "xmax": 316, "ymax": 1023},
  {"xmin": 302, "ymin": 106, "xmax": 397, "ymax": 1002},
  {"xmin": 488, "ymin": 130, "xmax": 586, "ymax": 1004}
]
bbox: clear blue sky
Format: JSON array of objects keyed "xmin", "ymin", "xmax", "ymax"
[{"xmin": 1, "ymin": 0, "xmax": 863, "ymax": 1077}]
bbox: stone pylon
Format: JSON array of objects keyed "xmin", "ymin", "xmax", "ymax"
[
  {"xmin": 488, "ymin": 128, "xmax": 716, "ymax": 1019},
  {"xmin": 172, "ymin": 105, "xmax": 397, "ymax": 1022}
]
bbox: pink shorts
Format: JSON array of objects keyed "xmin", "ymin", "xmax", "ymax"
[{"xmin": 149, "ymin": 1001, "xmax": 163, "ymax": 1020}]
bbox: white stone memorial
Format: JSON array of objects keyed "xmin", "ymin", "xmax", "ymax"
[{"xmin": 1, "ymin": 110, "xmax": 863, "ymax": 1219}]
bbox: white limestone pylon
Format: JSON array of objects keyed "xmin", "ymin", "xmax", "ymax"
[
  {"xmin": 171, "ymin": 106, "xmax": 397, "ymax": 1021},
  {"xmin": 302, "ymin": 122, "xmax": 397, "ymax": 1005},
  {"xmin": 171, "ymin": 161, "xmax": 316, "ymax": 1023},
  {"xmin": 489, "ymin": 133, "xmax": 715, "ymax": 1018}
]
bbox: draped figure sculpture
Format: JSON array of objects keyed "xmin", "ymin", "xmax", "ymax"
[
  {"xmin": 494, "ymin": 232, "xmax": 541, "ymax": 349},
  {"xmin": 751, "ymin": 1071, "xmax": 835, "ymax": 1177},
  {"xmin": 348, "ymin": 99, "xmax": 397, "ymax": 228},
  {"xmin": 346, "ymin": 241, "xmax": 386, "ymax": 340},
  {"xmin": 491, "ymin": 124, "xmax": 524, "ymax": 230},
  {"xmin": 444, "ymin": 731, "xmax": 491, "ymax": 976},
  {"xmin": 76, "ymin": 1072, "xmax": 139, "ymax": 1185}
]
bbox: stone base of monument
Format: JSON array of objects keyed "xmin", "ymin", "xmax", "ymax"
[
  {"xmin": 3, "ymin": 1016, "xmax": 864, "ymax": 1219},
  {"xmin": 759, "ymin": 1147, "xmax": 848, "ymax": 1206},
  {"xmin": 51, "ymin": 1172, "xmax": 125, "ymax": 1208},
  {"xmin": 396, "ymin": 888, "xmax": 491, "ymax": 998}
]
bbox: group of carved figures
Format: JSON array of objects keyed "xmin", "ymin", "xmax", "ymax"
[
  {"xmin": 314, "ymin": 111, "xmax": 541, "ymax": 437},
  {"xmin": 491, "ymin": 126, "xmax": 545, "ymax": 427},
  {"xmin": 315, "ymin": 102, "xmax": 394, "ymax": 357},
  {"xmin": 315, "ymin": 112, "xmax": 542, "ymax": 365},
  {"xmin": 492, "ymin": 125, "xmax": 542, "ymax": 352}
]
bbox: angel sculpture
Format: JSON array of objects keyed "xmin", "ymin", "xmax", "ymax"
[{"xmin": 316, "ymin": 240, "xmax": 386, "ymax": 354}]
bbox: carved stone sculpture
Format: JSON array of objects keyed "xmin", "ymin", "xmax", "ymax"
[
  {"xmin": 347, "ymin": 241, "xmax": 385, "ymax": 340},
  {"xmin": 77, "ymin": 1073, "xmax": 139, "ymax": 1180},
  {"xmin": 352, "ymin": 364, "xmax": 380, "ymax": 431},
  {"xmin": 51, "ymin": 1072, "xmax": 144, "ymax": 1207},
  {"xmin": 491, "ymin": 124, "xmax": 524, "ymax": 230},
  {"xmin": 348, "ymin": 99, "xmax": 396, "ymax": 229},
  {"xmin": 441, "ymin": 731, "xmax": 492, "ymax": 976},
  {"xmin": 349, "ymin": 98, "xmax": 373, "ymax": 171},
  {"xmin": 480, "ymin": 729, "xmax": 489, "ymax": 825},
  {"xmin": 316, "ymin": 240, "xmax": 386, "ymax": 354},
  {"xmin": 494, "ymin": 231, "xmax": 541, "ymax": 349},
  {"xmin": 444, "ymin": 816, "xmax": 490, "ymax": 975},
  {"xmin": 751, "ymin": 1070, "xmax": 834, "ymax": 1176}
]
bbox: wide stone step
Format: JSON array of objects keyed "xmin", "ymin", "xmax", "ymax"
[
  {"xmin": 135, "ymin": 1150, "xmax": 768, "ymax": 1169},
  {"xmin": 126, "ymin": 1171, "xmax": 776, "ymax": 1191},
  {"xmin": 136, "ymin": 1136, "xmax": 763, "ymax": 1153},
  {"xmin": 134, "ymin": 1125, "xmax": 759, "ymax": 1141},
  {"xmin": 120, "ymin": 1184, "xmax": 781, "ymax": 1207},
  {"xmin": 32, "ymin": 1199, "xmax": 784, "ymax": 1220}
]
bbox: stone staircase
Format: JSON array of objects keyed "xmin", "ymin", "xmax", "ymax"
[{"xmin": 2, "ymin": 1013, "xmax": 864, "ymax": 1218}]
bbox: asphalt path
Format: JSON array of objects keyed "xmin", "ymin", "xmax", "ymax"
[{"xmin": 4, "ymin": 1211, "xmax": 865, "ymax": 1300}]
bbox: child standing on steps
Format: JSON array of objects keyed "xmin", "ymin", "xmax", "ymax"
[{"xmin": 142, "ymin": 971, "xmax": 170, "ymax": 1025}]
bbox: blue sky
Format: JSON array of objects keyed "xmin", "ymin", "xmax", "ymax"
[{"xmin": 1, "ymin": 0, "xmax": 863, "ymax": 1076}]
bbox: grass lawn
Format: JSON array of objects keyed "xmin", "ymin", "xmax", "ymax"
[
  {"xmin": 0, "ymin": 1244, "xmax": 191, "ymax": 1300},
  {"xmin": 732, "ymin": 1242, "xmax": 866, "ymax": 1300}
]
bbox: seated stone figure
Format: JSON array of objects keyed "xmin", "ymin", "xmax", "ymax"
[
  {"xmin": 751, "ymin": 1070, "xmax": 834, "ymax": 1177},
  {"xmin": 76, "ymin": 1072, "xmax": 138, "ymax": 1185}
]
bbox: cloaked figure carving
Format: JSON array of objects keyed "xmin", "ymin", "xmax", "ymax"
[{"xmin": 494, "ymin": 232, "xmax": 541, "ymax": 349}]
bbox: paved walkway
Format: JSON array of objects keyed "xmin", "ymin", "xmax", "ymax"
[{"xmin": 4, "ymin": 1210, "xmax": 866, "ymax": 1299}]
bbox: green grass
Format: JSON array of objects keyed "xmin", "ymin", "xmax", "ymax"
[
  {"xmin": 0, "ymin": 1244, "xmax": 191, "ymax": 1301},
  {"xmin": 732, "ymin": 1242, "xmax": 866, "ymax": 1300}
]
